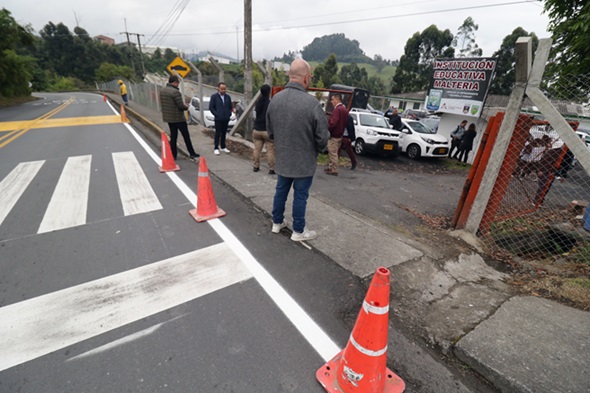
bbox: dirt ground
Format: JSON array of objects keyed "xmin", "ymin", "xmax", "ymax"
[{"xmin": 218, "ymin": 130, "xmax": 590, "ymax": 311}]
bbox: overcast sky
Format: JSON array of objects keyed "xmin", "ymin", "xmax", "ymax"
[{"xmin": 5, "ymin": 0, "xmax": 550, "ymax": 61}]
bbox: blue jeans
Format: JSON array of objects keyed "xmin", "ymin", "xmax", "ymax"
[{"xmin": 272, "ymin": 175, "xmax": 313, "ymax": 233}]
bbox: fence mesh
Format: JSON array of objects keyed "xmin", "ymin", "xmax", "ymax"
[{"xmin": 481, "ymin": 73, "xmax": 590, "ymax": 266}]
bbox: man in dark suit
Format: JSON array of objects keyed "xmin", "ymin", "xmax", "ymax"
[{"xmin": 209, "ymin": 82, "xmax": 233, "ymax": 155}]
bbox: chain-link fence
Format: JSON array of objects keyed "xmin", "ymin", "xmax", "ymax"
[
  {"xmin": 98, "ymin": 75, "xmax": 244, "ymax": 113},
  {"xmin": 479, "ymin": 73, "xmax": 590, "ymax": 266}
]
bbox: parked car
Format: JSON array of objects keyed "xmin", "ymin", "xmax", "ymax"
[
  {"xmin": 188, "ymin": 96, "xmax": 237, "ymax": 128},
  {"xmin": 398, "ymin": 119, "xmax": 450, "ymax": 159},
  {"xmin": 350, "ymin": 111, "xmax": 401, "ymax": 157},
  {"xmin": 575, "ymin": 130, "xmax": 590, "ymax": 152},
  {"xmin": 419, "ymin": 116, "xmax": 440, "ymax": 133},
  {"xmin": 400, "ymin": 109, "xmax": 429, "ymax": 120}
]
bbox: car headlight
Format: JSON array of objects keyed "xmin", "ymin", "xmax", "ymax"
[
  {"xmin": 421, "ymin": 136, "xmax": 435, "ymax": 144},
  {"xmin": 366, "ymin": 128, "xmax": 378, "ymax": 136}
]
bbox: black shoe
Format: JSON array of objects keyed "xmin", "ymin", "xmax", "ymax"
[
  {"xmin": 189, "ymin": 154, "xmax": 200, "ymax": 159},
  {"xmin": 269, "ymin": 170, "xmax": 275, "ymax": 175},
  {"xmin": 253, "ymin": 167, "xmax": 260, "ymax": 172},
  {"xmin": 351, "ymin": 162, "xmax": 357, "ymax": 170}
]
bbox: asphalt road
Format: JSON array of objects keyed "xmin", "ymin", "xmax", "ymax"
[
  {"xmin": 0, "ymin": 92, "xmax": 363, "ymax": 392},
  {"xmin": 0, "ymin": 92, "xmax": 496, "ymax": 393}
]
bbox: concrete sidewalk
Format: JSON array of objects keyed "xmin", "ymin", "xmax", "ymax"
[{"xmin": 108, "ymin": 94, "xmax": 590, "ymax": 393}]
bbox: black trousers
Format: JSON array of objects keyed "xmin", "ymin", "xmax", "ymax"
[
  {"xmin": 448, "ymin": 138, "xmax": 461, "ymax": 157},
  {"xmin": 168, "ymin": 121, "xmax": 197, "ymax": 158},
  {"xmin": 214, "ymin": 120, "xmax": 229, "ymax": 149}
]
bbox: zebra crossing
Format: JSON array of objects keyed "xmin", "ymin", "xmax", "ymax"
[{"xmin": 0, "ymin": 151, "xmax": 162, "ymax": 235}]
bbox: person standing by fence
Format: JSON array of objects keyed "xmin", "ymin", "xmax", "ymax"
[
  {"xmin": 159, "ymin": 75, "xmax": 199, "ymax": 160},
  {"xmin": 252, "ymin": 84, "xmax": 275, "ymax": 174},
  {"xmin": 454, "ymin": 123, "xmax": 477, "ymax": 163},
  {"xmin": 209, "ymin": 82, "xmax": 233, "ymax": 155},
  {"xmin": 118, "ymin": 80, "xmax": 128, "ymax": 106},
  {"xmin": 448, "ymin": 120, "xmax": 467, "ymax": 158}
]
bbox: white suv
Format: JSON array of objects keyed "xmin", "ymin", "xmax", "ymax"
[
  {"xmin": 350, "ymin": 111, "xmax": 400, "ymax": 157},
  {"xmin": 399, "ymin": 119, "xmax": 450, "ymax": 159}
]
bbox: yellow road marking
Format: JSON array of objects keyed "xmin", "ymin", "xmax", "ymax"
[
  {"xmin": 0, "ymin": 98, "xmax": 123, "ymax": 149},
  {"xmin": 0, "ymin": 116, "xmax": 123, "ymax": 132}
]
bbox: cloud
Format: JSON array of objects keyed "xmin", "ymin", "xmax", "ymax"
[{"xmin": 5, "ymin": 0, "xmax": 550, "ymax": 61}]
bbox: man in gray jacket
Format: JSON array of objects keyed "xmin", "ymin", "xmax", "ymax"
[
  {"xmin": 267, "ymin": 58, "xmax": 329, "ymax": 241},
  {"xmin": 160, "ymin": 75, "xmax": 199, "ymax": 159}
]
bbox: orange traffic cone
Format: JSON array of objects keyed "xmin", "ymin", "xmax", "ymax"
[
  {"xmin": 189, "ymin": 157, "xmax": 226, "ymax": 222},
  {"xmin": 120, "ymin": 104, "xmax": 128, "ymax": 122},
  {"xmin": 103, "ymin": 94, "xmax": 107, "ymax": 102},
  {"xmin": 159, "ymin": 133, "xmax": 180, "ymax": 172},
  {"xmin": 316, "ymin": 267, "xmax": 405, "ymax": 393}
]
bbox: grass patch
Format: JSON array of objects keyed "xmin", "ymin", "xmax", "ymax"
[
  {"xmin": 0, "ymin": 95, "xmax": 37, "ymax": 108},
  {"xmin": 317, "ymin": 153, "xmax": 352, "ymax": 167},
  {"xmin": 571, "ymin": 242, "xmax": 590, "ymax": 265}
]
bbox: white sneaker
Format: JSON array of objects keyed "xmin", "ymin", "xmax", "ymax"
[
  {"xmin": 291, "ymin": 227, "xmax": 317, "ymax": 241},
  {"xmin": 214, "ymin": 149, "xmax": 220, "ymax": 155},
  {"xmin": 271, "ymin": 221, "xmax": 287, "ymax": 234},
  {"xmin": 221, "ymin": 148, "xmax": 231, "ymax": 153}
]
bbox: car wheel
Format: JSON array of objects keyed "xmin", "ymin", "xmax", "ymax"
[
  {"xmin": 407, "ymin": 144, "xmax": 421, "ymax": 159},
  {"xmin": 354, "ymin": 138, "xmax": 366, "ymax": 155}
]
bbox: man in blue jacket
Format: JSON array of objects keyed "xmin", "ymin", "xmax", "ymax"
[{"xmin": 209, "ymin": 82, "xmax": 233, "ymax": 155}]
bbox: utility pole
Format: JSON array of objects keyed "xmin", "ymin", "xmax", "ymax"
[
  {"xmin": 243, "ymin": 0, "xmax": 253, "ymax": 140},
  {"xmin": 121, "ymin": 19, "xmax": 136, "ymax": 75},
  {"xmin": 236, "ymin": 26, "xmax": 239, "ymax": 63},
  {"xmin": 134, "ymin": 33, "xmax": 147, "ymax": 76}
]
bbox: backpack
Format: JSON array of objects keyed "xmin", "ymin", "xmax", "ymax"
[{"xmin": 346, "ymin": 115, "xmax": 356, "ymax": 141}]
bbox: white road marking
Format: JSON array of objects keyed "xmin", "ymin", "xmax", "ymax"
[
  {"xmin": 0, "ymin": 161, "xmax": 44, "ymax": 227},
  {"xmin": 67, "ymin": 314, "xmax": 187, "ymax": 361},
  {"xmin": 0, "ymin": 244, "xmax": 251, "ymax": 372},
  {"xmin": 112, "ymin": 151, "xmax": 162, "ymax": 216},
  {"xmin": 111, "ymin": 101, "xmax": 341, "ymax": 362},
  {"xmin": 38, "ymin": 156, "xmax": 91, "ymax": 234}
]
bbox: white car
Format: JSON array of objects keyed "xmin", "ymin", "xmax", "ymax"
[
  {"xmin": 350, "ymin": 111, "xmax": 400, "ymax": 157},
  {"xmin": 399, "ymin": 119, "xmax": 450, "ymax": 159},
  {"xmin": 188, "ymin": 96, "xmax": 237, "ymax": 128}
]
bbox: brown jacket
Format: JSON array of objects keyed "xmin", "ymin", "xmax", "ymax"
[{"xmin": 160, "ymin": 83, "xmax": 188, "ymax": 123}]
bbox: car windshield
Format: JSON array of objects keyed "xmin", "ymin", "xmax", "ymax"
[
  {"xmin": 421, "ymin": 118, "xmax": 439, "ymax": 131},
  {"xmin": 407, "ymin": 121, "xmax": 436, "ymax": 134},
  {"xmin": 359, "ymin": 114, "xmax": 389, "ymax": 128}
]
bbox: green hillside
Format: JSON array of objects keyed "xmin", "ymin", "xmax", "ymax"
[{"xmin": 309, "ymin": 61, "xmax": 396, "ymax": 89}]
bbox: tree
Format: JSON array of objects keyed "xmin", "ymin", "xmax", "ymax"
[
  {"xmin": 543, "ymin": 0, "xmax": 590, "ymax": 101},
  {"xmin": 339, "ymin": 62, "xmax": 368, "ymax": 87},
  {"xmin": 488, "ymin": 27, "xmax": 538, "ymax": 95},
  {"xmin": 95, "ymin": 63, "xmax": 134, "ymax": 82},
  {"xmin": 0, "ymin": 8, "xmax": 35, "ymax": 97},
  {"xmin": 301, "ymin": 33, "xmax": 370, "ymax": 63},
  {"xmin": 373, "ymin": 54, "xmax": 387, "ymax": 72},
  {"xmin": 312, "ymin": 54, "xmax": 340, "ymax": 87},
  {"xmin": 452, "ymin": 17, "xmax": 483, "ymax": 57},
  {"xmin": 390, "ymin": 25, "xmax": 454, "ymax": 94}
]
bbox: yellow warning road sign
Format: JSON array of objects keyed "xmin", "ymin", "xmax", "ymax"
[{"xmin": 166, "ymin": 56, "xmax": 190, "ymax": 78}]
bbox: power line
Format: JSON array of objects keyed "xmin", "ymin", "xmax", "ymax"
[{"xmin": 149, "ymin": 0, "xmax": 536, "ymax": 38}]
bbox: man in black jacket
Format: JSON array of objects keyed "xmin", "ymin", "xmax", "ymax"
[
  {"xmin": 209, "ymin": 82, "xmax": 233, "ymax": 155},
  {"xmin": 388, "ymin": 108, "xmax": 402, "ymax": 131},
  {"xmin": 159, "ymin": 75, "xmax": 199, "ymax": 159}
]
